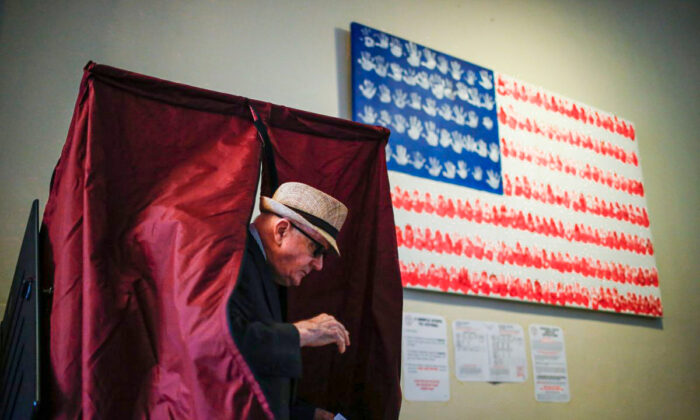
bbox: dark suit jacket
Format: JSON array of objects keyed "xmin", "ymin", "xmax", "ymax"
[{"xmin": 228, "ymin": 231, "xmax": 314, "ymax": 420}]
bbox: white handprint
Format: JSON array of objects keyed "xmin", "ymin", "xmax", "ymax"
[
  {"xmin": 416, "ymin": 71, "xmax": 430, "ymax": 90},
  {"xmin": 430, "ymin": 74, "xmax": 445, "ymax": 99},
  {"xmin": 378, "ymin": 85, "xmax": 391, "ymax": 103},
  {"xmin": 466, "ymin": 111, "xmax": 479, "ymax": 128},
  {"xmin": 457, "ymin": 161, "xmax": 469, "ymax": 179},
  {"xmin": 436, "ymin": 56, "xmax": 449, "ymax": 74},
  {"xmin": 358, "ymin": 105, "xmax": 378, "ymax": 124},
  {"xmin": 439, "ymin": 129, "xmax": 452, "ymax": 148},
  {"xmin": 479, "ymin": 70, "xmax": 493, "ymax": 89},
  {"xmin": 464, "ymin": 134, "xmax": 477, "ymax": 152},
  {"xmin": 472, "ymin": 166, "xmax": 483, "ymax": 181},
  {"xmin": 390, "ymin": 38, "xmax": 403, "ymax": 57},
  {"xmin": 411, "ymin": 151, "xmax": 426, "ymax": 169},
  {"xmin": 376, "ymin": 32, "xmax": 389, "ymax": 49},
  {"xmin": 409, "ymin": 92, "xmax": 422, "ymax": 110},
  {"xmin": 408, "ymin": 116, "xmax": 423, "ymax": 140},
  {"xmin": 392, "ymin": 114, "xmax": 408, "ymax": 133},
  {"xmin": 438, "ymin": 104, "xmax": 452, "ymax": 121},
  {"xmin": 486, "ymin": 170, "xmax": 501, "ymax": 189},
  {"xmin": 393, "ymin": 145, "xmax": 411, "ymax": 165},
  {"xmin": 403, "ymin": 69, "xmax": 418, "ymax": 86},
  {"xmin": 456, "ymin": 82, "xmax": 469, "ymax": 101},
  {"xmin": 465, "ymin": 70, "xmax": 477, "ymax": 85},
  {"xmin": 443, "ymin": 161, "xmax": 457, "ymax": 178},
  {"xmin": 374, "ymin": 55, "xmax": 388, "ymax": 77},
  {"xmin": 466, "ymin": 87, "xmax": 480, "ymax": 106},
  {"xmin": 359, "ymin": 79, "xmax": 376, "ymax": 99},
  {"xmin": 452, "ymin": 105, "xmax": 467, "ymax": 125},
  {"xmin": 423, "ymin": 98, "xmax": 437, "ymax": 116},
  {"xmin": 482, "ymin": 116, "xmax": 494, "ymax": 130},
  {"xmin": 358, "ymin": 51, "xmax": 375, "ymax": 71},
  {"xmin": 488, "ymin": 143, "xmax": 500, "ymax": 162},
  {"xmin": 480, "ymin": 93, "xmax": 495, "ymax": 110},
  {"xmin": 389, "ymin": 63, "xmax": 403, "ymax": 81},
  {"xmin": 428, "ymin": 157, "xmax": 442, "ymax": 176},
  {"xmin": 378, "ymin": 110, "xmax": 392, "ymax": 127},
  {"xmin": 475, "ymin": 139, "xmax": 488, "ymax": 158},
  {"xmin": 421, "ymin": 48, "xmax": 437, "ymax": 69},
  {"xmin": 361, "ymin": 28, "xmax": 374, "ymax": 48},
  {"xmin": 405, "ymin": 41, "xmax": 421, "ymax": 67},
  {"xmin": 422, "ymin": 121, "xmax": 439, "ymax": 146},
  {"xmin": 450, "ymin": 61, "xmax": 464, "ymax": 80},
  {"xmin": 451, "ymin": 131, "xmax": 464, "ymax": 154},
  {"xmin": 392, "ymin": 89, "xmax": 408, "ymax": 108},
  {"xmin": 385, "ymin": 143, "xmax": 392, "ymax": 162},
  {"xmin": 444, "ymin": 79, "xmax": 457, "ymax": 100}
]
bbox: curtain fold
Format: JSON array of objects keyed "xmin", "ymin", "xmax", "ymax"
[{"xmin": 41, "ymin": 62, "xmax": 401, "ymax": 419}]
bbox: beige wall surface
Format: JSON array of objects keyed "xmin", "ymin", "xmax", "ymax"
[{"xmin": 1, "ymin": 1, "xmax": 697, "ymax": 419}]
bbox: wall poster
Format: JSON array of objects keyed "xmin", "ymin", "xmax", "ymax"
[{"xmin": 351, "ymin": 22, "xmax": 661, "ymax": 317}]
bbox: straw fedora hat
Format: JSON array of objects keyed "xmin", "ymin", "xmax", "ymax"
[{"xmin": 260, "ymin": 182, "xmax": 348, "ymax": 255}]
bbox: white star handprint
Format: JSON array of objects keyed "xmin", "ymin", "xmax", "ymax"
[
  {"xmin": 407, "ymin": 116, "xmax": 423, "ymax": 140},
  {"xmin": 390, "ymin": 38, "xmax": 403, "ymax": 57},
  {"xmin": 378, "ymin": 110, "xmax": 392, "ymax": 127},
  {"xmin": 465, "ymin": 70, "xmax": 477, "ymax": 85},
  {"xmin": 374, "ymin": 56, "xmax": 388, "ymax": 77},
  {"xmin": 488, "ymin": 143, "xmax": 500, "ymax": 162},
  {"xmin": 392, "ymin": 89, "xmax": 408, "ymax": 108},
  {"xmin": 482, "ymin": 116, "xmax": 494, "ymax": 130},
  {"xmin": 422, "ymin": 121, "xmax": 439, "ymax": 146},
  {"xmin": 411, "ymin": 151, "xmax": 426, "ymax": 169},
  {"xmin": 358, "ymin": 51, "xmax": 375, "ymax": 71},
  {"xmin": 486, "ymin": 170, "xmax": 501, "ymax": 189},
  {"xmin": 438, "ymin": 104, "xmax": 453, "ymax": 121},
  {"xmin": 436, "ymin": 56, "xmax": 449, "ymax": 74},
  {"xmin": 393, "ymin": 145, "xmax": 411, "ymax": 165},
  {"xmin": 421, "ymin": 48, "xmax": 437, "ymax": 69},
  {"xmin": 409, "ymin": 92, "xmax": 422, "ymax": 110},
  {"xmin": 439, "ymin": 129, "xmax": 452, "ymax": 148},
  {"xmin": 376, "ymin": 32, "xmax": 389, "ymax": 49},
  {"xmin": 359, "ymin": 80, "xmax": 376, "ymax": 99},
  {"xmin": 389, "ymin": 63, "xmax": 403, "ymax": 82},
  {"xmin": 385, "ymin": 143, "xmax": 392, "ymax": 162},
  {"xmin": 466, "ymin": 111, "xmax": 479, "ymax": 128},
  {"xmin": 392, "ymin": 114, "xmax": 408, "ymax": 133},
  {"xmin": 457, "ymin": 161, "xmax": 469, "ymax": 179},
  {"xmin": 358, "ymin": 105, "xmax": 377, "ymax": 124},
  {"xmin": 443, "ymin": 161, "xmax": 457, "ymax": 179},
  {"xmin": 403, "ymin": 69, "xmax": 418, "ymax": 86},
  {"xmin": 481, "ymin": 93, "xmax": 495, "ymax": 110},
  {"xmin": 405, "ymin": 41, "xmax": 421, "ymax": 67},
  {"xmin": 423, "ymin": 98, "xmax": 437, "ymax": 117},
  {"xmin": 416, "ymin": 72, "xmax": 430, "ymax": 90},
  {"xmin": 478, "ymin": 70, "xmax": 493, "ymax": 89},
  {"xmin": 427, "ymin": 157, "xmax": 442, "ymax": 176},
  {"xmin": 450, "ymin": 61, "xmax": 464, "ymax": 81},
  {"xmin": 451, "ymin": 131, "xmax": 464, "ymax": 154},
  {"xmin": 452, "ymin": 106, "xmax": 467, "ymax": 125},
  {"xmin": 472, "ymin": 166, "xmax": 483, "ymax": 181},
  {"xmin": 378, "ymin": 85, "xmax": 391, "ymax": 103}
]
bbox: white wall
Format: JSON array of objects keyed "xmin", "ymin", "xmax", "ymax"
[{"xmin": 1, "ymin": 1, "xmax": 698, "ymax": 418}]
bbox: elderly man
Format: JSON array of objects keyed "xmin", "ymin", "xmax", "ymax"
[{"xmin": 228, "ymin": 182, "xmax": 351, "ymax": 420}]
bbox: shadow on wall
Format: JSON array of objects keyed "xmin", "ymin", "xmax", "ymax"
[
  {"xmin": 404, "ymin": 288, "xmax": 664, "ymax": 330},
  {"xmin": 335, "ymin": 28, "xmax": 352, "ymax": 120}
]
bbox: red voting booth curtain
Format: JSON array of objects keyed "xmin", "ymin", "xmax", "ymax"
[{"xmin": 41, "ymin": 63, "xmax": 401, "ymax": 419}]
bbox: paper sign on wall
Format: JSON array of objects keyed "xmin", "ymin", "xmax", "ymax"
[
  {"xmin": 453, "ymin": 320, "xmax": 527, "ymax": 383},
  {"xmin": 529, "ymin": 324, "xmax": 570, "ymax": 402},
  {"xmin": 402, "ymin": 313, "xmax": 450, "ymax": 401}
]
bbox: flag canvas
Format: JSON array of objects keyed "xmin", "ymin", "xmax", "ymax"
[{"xmin": 351, "ymin": 23, "xmax": 661, "ymax": 317}]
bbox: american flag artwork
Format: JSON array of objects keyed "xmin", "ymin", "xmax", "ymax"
[{"xmin": 350, "ymin": 23, "xmax": 661, "ymax": 317}]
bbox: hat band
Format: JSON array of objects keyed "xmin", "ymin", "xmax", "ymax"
[{"xmin": 286, "ymin": 205, "xmax": 339, "ymax": 239}]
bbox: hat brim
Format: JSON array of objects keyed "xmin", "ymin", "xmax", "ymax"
[{"xmin": 260, "ymin": 196, "xmax": 341, "ymax": 256}]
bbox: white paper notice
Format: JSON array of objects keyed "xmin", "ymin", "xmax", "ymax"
[
  {"xmin": 402, "ymin": 313, "xmax": 450, "ymax": 401},
  {"xmin": 529, "ymin": 324, "xmax": 570, "ymax": 402},
  {"xmin": 453, "ymin": 320, "xmax": 527, "ymax": 382}
]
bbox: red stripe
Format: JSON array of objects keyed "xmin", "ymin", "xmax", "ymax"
[
  {"xmin": 498, "ymin": 106, "xmax": 638, "ymax": 166},
  {"xmin": 396, "ymin": 224, "xmax": 658, "ymax": 287},
  {"xmin": 497, "ymin": 75, "xmax": 636, "ymax": 141},
  {"xmin": 503, "ymin": 174, "xmax": 650, "ymax": 227},
  {"xmin": 391, "ymin": 186, "xmax": 654, "ymax": 255},
  {"xmin": 399, "ymin": 261, "xmax": 662, "ymax": 316},
  {"xmin": 501, "ymin": 137, "xmax": 645, "ymax": 197}
]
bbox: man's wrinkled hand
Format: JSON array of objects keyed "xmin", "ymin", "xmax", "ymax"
[
  {"xmin": 294, "ymin": 313, "xmax": 350, "ymax": 353},
  {"xmin": 313, "ymin": 408, "xmax": 335, "ymax": 420}
]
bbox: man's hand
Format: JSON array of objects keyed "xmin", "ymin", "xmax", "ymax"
[
  {"xmin": 294, "ymin": 313, "xmax": 350, "ymax": 353},
  {"xmin": 313, "ymin": 408, "xmax": 335, "ymax": 420}
]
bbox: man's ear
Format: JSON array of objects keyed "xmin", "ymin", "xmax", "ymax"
[{"xmin": 272, "ymin": 218, "xmax": 292, "ymax": 246}]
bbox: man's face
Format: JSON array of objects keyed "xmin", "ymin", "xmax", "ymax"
[{"xmin": 271, "ymin": 221, "xmax": 326, "ymax": 287}]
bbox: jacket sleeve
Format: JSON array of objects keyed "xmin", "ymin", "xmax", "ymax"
[{"xmin": 227, "ymin": 248, "xmax": 303, "ymax": 379}]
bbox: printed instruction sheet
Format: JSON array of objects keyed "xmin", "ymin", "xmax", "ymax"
[
  {"xmin": 402, "ymin": 313, "xmax": 450, "ymax": 401},
  {"xmin": 529, "ymin": 324, "xmax": 570, "ymax": 402}
]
